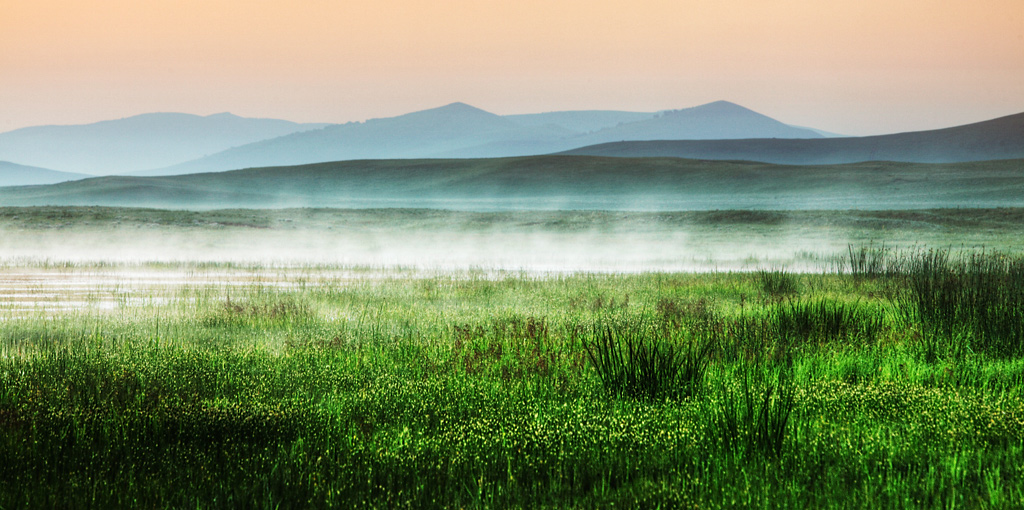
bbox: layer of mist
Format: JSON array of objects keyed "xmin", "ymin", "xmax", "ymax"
[{"xmin": 2, "ymin": 208, "xmax": 1021, "ymax": 272}]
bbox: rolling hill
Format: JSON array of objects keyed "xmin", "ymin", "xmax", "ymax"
[
  {"xmin": 0, "ymin": 112, "xmax": 330, "ymax": 175},
  {"xmin": 2, "ymin": 156, "xmax": 1021, "ymax": 211},
  {"xmin": 0, "ymin": 161, "xmax": 91, "ymax": 187},
  {"xmin": 560, "ymin": 111, "xmax": 1024, "ymax": 164}
]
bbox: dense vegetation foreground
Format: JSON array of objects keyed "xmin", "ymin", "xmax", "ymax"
[{"xmin": 2, "ymin": 248, "xmax": 1024, "ymax": 508}]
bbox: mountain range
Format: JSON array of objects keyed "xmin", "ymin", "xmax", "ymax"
[
  {"xmin": 0, "ymin": 101, "xmax": 826, "ymax": 181},
  {"xmin": 0, "ymin": 161, "xmax": 91, "ymax": 187},
  {"xmin": 144, "ymin": 101, "xmax": 825, "ymax": 175},
  {"xmin": 0, "ymin": 112, "xmax": 330, "ymax": 175},
  {"xmin": 0, "ymin": 101, "xmax": 1020, "ymax": 189}
]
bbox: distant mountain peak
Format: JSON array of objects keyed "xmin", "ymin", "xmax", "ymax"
[
  {"xmin": 206, "ymin": 112, "xmax": 242, "ymax": 119},
  {"xmin": 575, "ymin": 100, "xmax": 821, "ymax": 142},
  {"xmin": 702, "ymin": 100, "xmax": 743, "ymax": 108},
  {"xmin": 422, "ymin": 102, "xmax": 495, "ymax": 116},
  {"xmin": 389, "ymin": 102, "xmax": 509, "ymax": 125},
  {"xmin": 666, "ymin": 100, "xmax": 758, "ymax": 116}
]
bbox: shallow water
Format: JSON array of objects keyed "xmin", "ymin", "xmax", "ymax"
[
  {"xmin": 0, "ymin": 268, "xmax": 360, "ymax": 315},
  {"xmin": 0, "ymin": 254, "xmax": 838, "ymax": 316}
]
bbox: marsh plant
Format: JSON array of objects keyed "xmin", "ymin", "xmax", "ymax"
[
  {"xmin": 1, "ymin": 248, "xmax": 1023, "ymax": 508},
  {"xmin": 757, "ymin": 268, "xmax": 800, "ymax": 298},
  {"xmin": 772, "ymin": 297, "xmax": 884, "ymax": 346},
  {"xmin": 583, "ymin": 318, "xmax": 715, "ymax": 400},
  {"xmin": 845, "ymin": 243, "xmax": 900, "ymax": 279},
  {"xmin": 895, "ymin": 248, "xmax": 1024, "ymax": 358},
  {"xmin": 713, "ymin": 368, "xmax": 797, "ymax": 459}
]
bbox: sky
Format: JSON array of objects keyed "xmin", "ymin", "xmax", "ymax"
[{"xmin": 2, "ymin": 0, "xmax": 1022, "ymax": 136}]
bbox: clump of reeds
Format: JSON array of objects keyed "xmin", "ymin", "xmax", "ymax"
[
  {"xmin": 757, "ymin": 268, "xmax": 799, "ymax": 299},
  {"xmin": 713, "ymin": 298, "xmax": 883, "ymax": 364},
  {"xmin": 773, "ymin": 298, "xmax": 884, "ymax": 346},
  {"xmin": 895, "ymin": 249, "xmax": 1024, "ymax": 358},
  {"xmin": 583, "ymin": 319, "xmax": 714, "ymax": 401},
  {"xmin": 201, "ymin": 296, "xmax": 311, "ymax": 328},
  {"xmin": 713, "ymin": 369, "xmax": 796, "ymax": 459},
  {"xmin": 845, "ymin": 243, "xmax": 901, "ymax": 280}
]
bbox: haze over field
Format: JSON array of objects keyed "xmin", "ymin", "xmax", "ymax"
[{"xmin": 3, "ymin": 207, "xmax": 1022, "ymax": 271}]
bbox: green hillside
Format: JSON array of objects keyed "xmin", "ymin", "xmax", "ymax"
[
  {"xmin": 560, "ymin": 111, "xmax": 1024, "ymax": 164},
  {"xmin": 2, "ymin": 156, "xmax": 1022, "ymax": 210}
]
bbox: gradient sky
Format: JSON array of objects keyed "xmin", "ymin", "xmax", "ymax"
[{"xmin": 2, "ymin": 0, "xmax": 1022, "ymax": 135}]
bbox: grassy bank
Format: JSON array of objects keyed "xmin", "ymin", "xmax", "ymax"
[
  {"xmin": 2, "ymin": 247, "xmax": 1023, "ymax": 508},
  {"xmin": 5, "ymin": 205, "xmax": 1024, "ymax": 235}
]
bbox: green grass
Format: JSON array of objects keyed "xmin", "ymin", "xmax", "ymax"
[
  {"xmin": 894, "ymin": 248, "xmax": 1024, "ymax": 359},
  {"xmin": 582, "ymin": 318, "xmax": 715, "ymax": 401},
  {"xmin": 1, "ymin": 250, "xmax": 1024, "ymax": 508},
  {"xmin": 757, "ymin": 268, "xmax": 800, "ymax": 298}
]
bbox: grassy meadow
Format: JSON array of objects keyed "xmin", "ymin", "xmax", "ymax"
[{"xmin": 1, "ymin": 207, "xmax": 1023, "ymax": 508}]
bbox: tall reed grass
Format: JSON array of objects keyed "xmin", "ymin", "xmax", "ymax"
[
  {"xmin": 895, "ymin": 249, "xmax": 1024, "ymax": 358},
  {"xmin": 583, "ymin": 319, "xmax": 714, "ymax": 400}
]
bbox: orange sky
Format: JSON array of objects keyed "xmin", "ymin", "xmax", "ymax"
[{"xmin": 2, "ymin": 0, "xmax": 1022, "ymax": 134}]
